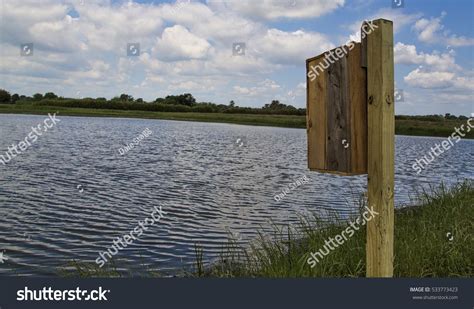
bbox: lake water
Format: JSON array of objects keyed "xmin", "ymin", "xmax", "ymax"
[{"xmin": 0, "ymin": 114, "xmax": 472, "ymax": 276}]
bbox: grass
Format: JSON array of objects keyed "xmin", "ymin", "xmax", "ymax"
[
  {"xmin": 0, "ymin": 103, "xmax": 305, "ymax": 129},
  {"xmin": 60, "ymin": 181, "xmax": 473, "ymax": 278},
  {"xmin": 395, "ymin": 119, "xmax": 474, "ymax": 139},
  {"xmin": 1, "ymin": 103, "xmax": 473, "ymax": 138}
]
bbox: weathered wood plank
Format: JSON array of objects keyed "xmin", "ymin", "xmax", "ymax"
[
  {"xmin": 307, "ymin": 57, "xmax": 327, "ymax": 171},
  {"xmin": 361, "ymin": 22, "xmax": 368, "ymax": 68},
  {"xmin": 366, "ymin": 19, "xmax": 395, "ymax": 277},
  {"xmin": 348, "ymin": 43, "xmax": 368, "ymax": 174},
  {"xmin": 326, "ymin": 55, "xmax": 349, "ymax": 172}
]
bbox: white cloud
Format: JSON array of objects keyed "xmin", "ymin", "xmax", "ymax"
[
  {"xmin": 348, "ymin": 9, "xmax": 422, "ymax": 41},
  {"xmin": 413, "ymin": 12, "xmax": 474, "ymax": 47},
  {"xmin": 398, "ymin": 41, "xmax": 473, "ymax": 94},
  {"xmin": 404, "ymin": 68, "xmax": 455, "ymax": 88},
  {"xmin": 153, "ymin": 25, "xmax": 212, "ymax": 61},
  {"xmin": 168, "ymin": 80, "xmax": 216, "ymax": 92},
  {"xmin": 253, "ymin": 29, "xmax": 334, "ymax": 65},
  {"xmin": 283, "ymin": 81, "xmax": 307, "ymax": 104},
  {"xmin": 232, "ymin": 79, "xmax": 281, "ymax": 97},
  {"xmin": 208, "ymin": 0, "xmax": 345, "ymax": 20},
  {"xmin": 413, "ymin": 15, "xmax": 441, "ymax": 44},
  {"xmin": 394, "ymin": 42, "xmax": 460, "ymax": 71},
  {"xmin": 76, "ymin": 2, "xmax": 164, "ymax": 52},
  {"xmin": 404, "ymin": 67, "xmax": 474, "ymax": 91}
]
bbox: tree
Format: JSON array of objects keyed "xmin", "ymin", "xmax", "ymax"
[
  {"xmin": 11, "ymin": 93, "xmax": 20, "ymax": 103},
  {"xmin": 264, "ymin": 100, "xmax": 283, "ymax": 109},
  {"xmin": 44, "ymin": 92, "xmax": 58, "ymax": 99},
  {"xmin": 33, "ymin": 93, "xmax": 43, "ymax": 101},
  {"xmin": 0, "ymin": 89, "xmax": 11, "ymax": 103},
  {"xmin": 270, "ymin": 100, "xmax": 282, "ymax": 108},
  {"xmin": 119, "ymin": 93, "xmax": 133, "ymax": 101},
  {"xmin": 229, "ymin": 100, "xmax": 235, "ymax": 107},
  {"xmin": 164, "ymin": 93, "xmax": 196, "ymax": 106},
  {"xmin": 19, "ymin": 95, "xmax": 33, "ymax": 101},
  {"xmin": 181, "ymin": 93, "xmax": 196, "ymax": 106},
  {"xmin": 136, "ymin": 98, "xmax": 144, "ymax": 103},
  {"xmin": 444, "ymin": 113, "xmax": 456, "ymax": 120}
]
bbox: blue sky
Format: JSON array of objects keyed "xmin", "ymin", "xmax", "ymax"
[{"xmin": 1, "ymin": 0, "xmax": 473, "ymax": 115}]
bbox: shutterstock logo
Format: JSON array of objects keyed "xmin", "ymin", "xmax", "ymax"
[
  {"xmin": 17, "ymin": 287, "xmax": 110, "ymax": 301},
  {"xmin": 127, "ymin": 43, "xmax": 140, "ymax": 56},
  {"xmin": 232, "ymin": 42, "xmax": 246, "ymax": 56},
  {"xmin": 411, "ymin": 117, "xmax": 473, "ymax": 174},
  {"xmin": 306, "ymin": 206, "xmax": 379, "ymax": 268},
  {"xmin": 95, "ymin": 205, "xmax": 166, "ymax": 268},
  {"xmin": 392, "ymin": 0, "xmax": 404, "ymax": 9},
  {"xmin": 0, "ymin": 113, "xmax": 60, "ymax": 165}
]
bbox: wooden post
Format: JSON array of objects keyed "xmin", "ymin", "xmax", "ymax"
[{"xmin": 366, "ymin": 19, "xmax": 395, "ymax": 277}]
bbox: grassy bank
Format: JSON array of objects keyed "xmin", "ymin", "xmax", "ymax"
[
  {"xmin": 0, "ymin": 103, "xmax": 304, "ymax": 128},
  {"xmin": 200, "ymin": 181, "xmax": 473, "ymax": 278},
  {"xmin": 0, "ymin": 103, "xmax": 472, "ymax": 138},
  {"xmin": 61, "ymin": 182, "xmax": 473, "ymax": 278},
  {"xmin": 395, "ymin": 119, "xmax": 473, "ymax": 138}
]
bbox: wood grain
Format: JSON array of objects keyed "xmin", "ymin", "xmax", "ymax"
[
  {"xmin": 348, "ymin": 43, "xmax": 368, "ymax": 174},
  {"xmin": 326, "ymin": 54, "xmax": 350, "ymax": 172},
  {"xmin": 366, "ymin": 19, "xmax": 395, "ymax": 278},
  {"xmin": 306, "ymin": 43, "xmax": 368, "ymax": 176},
  {"xmin": 307, "ymin": 56, "xmax": 327, "ymax": 171}
]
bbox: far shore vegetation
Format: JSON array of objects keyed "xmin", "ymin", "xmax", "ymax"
[
  {"xmin": 0, "ymin": 89, "xmax": 472, "ymax": 139},
  {"xmin": 60, "ymin": 181, "xmax": 473, "ymax": 278}
]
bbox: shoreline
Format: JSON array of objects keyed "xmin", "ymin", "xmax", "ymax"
[
  {"xmin": 198, "ymin": 181, "xmax": 473, "ymax": 278},
  {"xmin": 1, "ymin": 104, "xmax": 472, "ymax": 139}
]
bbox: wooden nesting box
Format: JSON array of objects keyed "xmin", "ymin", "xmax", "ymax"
[{"xmin": 306, "ymin": 42, "xmax": 367, "ymax": 175}]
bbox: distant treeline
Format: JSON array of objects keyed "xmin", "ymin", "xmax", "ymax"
[
  {"xmin": 0, "ymin": 89, "xmax": 305, "ymax": 115},
  {"xmin": 395, "ymin": 114, "xmax": 471, "ymax": 121},
  {"xmin": 0, "ymin": 89, "xmax": 471, "ymax": 120}
]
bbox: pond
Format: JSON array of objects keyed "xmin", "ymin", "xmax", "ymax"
[{"xmin": 0, "ymin": 114, "xmax": 472, "ymax": 276}]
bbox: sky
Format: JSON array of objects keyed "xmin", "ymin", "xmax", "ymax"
[{"xmin": 0, "ymin": 0, "xmax": 473, "ymax": 115}]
